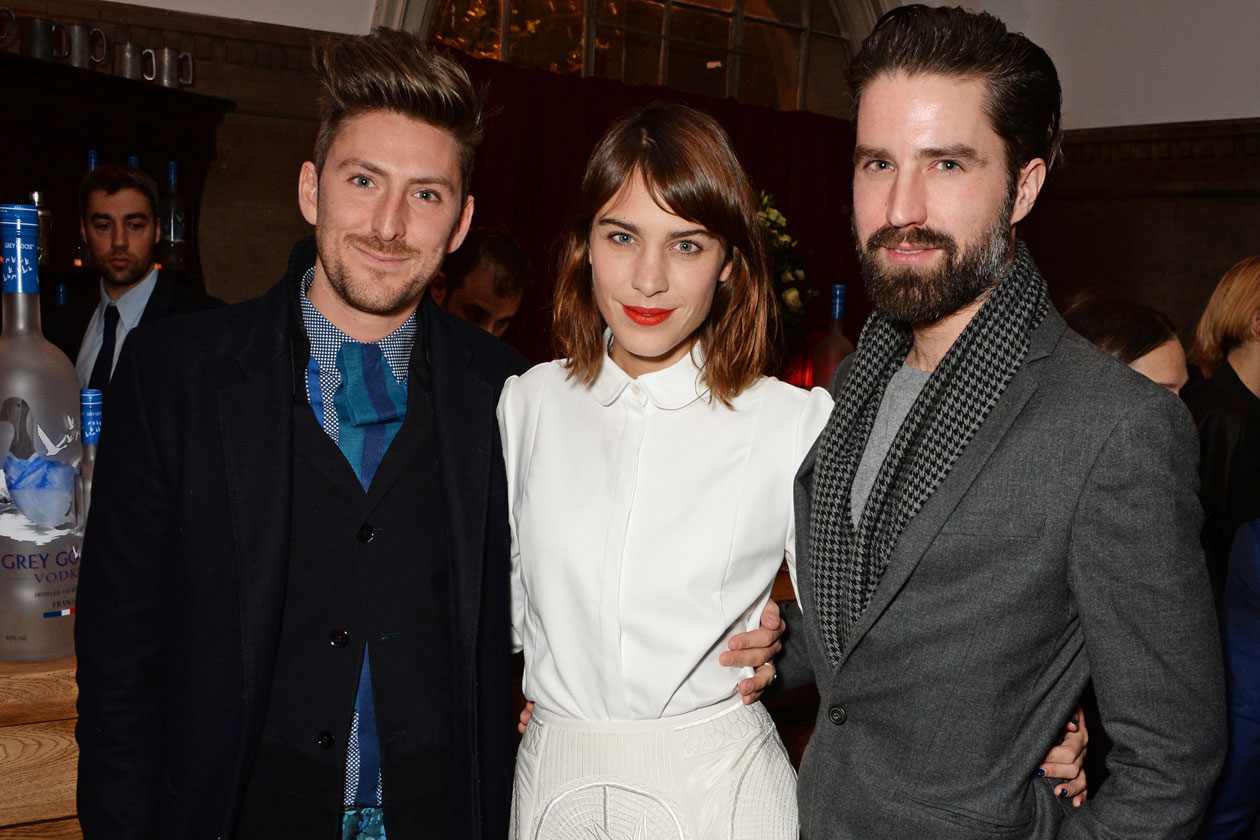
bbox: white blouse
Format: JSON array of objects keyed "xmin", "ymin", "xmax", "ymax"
[{"xmin": 497, "ymin": 349, "xmax": 833, "ymax": 720}]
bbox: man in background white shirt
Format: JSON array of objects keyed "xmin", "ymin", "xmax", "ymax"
[{"xmin": 73, "ymin": 163, "xmax": 219, "ymax": 393}]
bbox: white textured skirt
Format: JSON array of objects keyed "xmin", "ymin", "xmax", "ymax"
[{"xmin": 511, "ymin": 699, "xmax": 798, "ymax": 840}]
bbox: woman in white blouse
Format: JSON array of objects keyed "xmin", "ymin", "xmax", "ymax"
[{"xmin": 498, "ymin": 104, "xmax": 1084, "ymax": 839}]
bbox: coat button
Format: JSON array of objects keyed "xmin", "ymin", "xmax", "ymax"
[
  {"xmin": 329, "ymin": 629, "xmax": 349, "ymax": 648},
  {"xmin": 317, "ymin": 730, "xmax": 335, "ymax": 749},
  {"xmin": 356, "ymin": 524, "xmax": 375, "ymax": 543},
  {"xmin": 828, "ymin": 705, "xmax": 847, "ymax": 726}
]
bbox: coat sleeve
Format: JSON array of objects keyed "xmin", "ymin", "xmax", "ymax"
[
  {"xmin": 74, "ymin": 339, "xmax": 174, "ymax": 838},
  {"xmin": 1060, "ymin": 392, "xmax": 1226, "ymax": 839}
]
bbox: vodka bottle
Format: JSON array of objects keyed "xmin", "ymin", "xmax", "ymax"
[
  {"xmin": 73, "ymin": 149, "xmax": 99, "ymax": 269},
  {"xmin": 0, "ymin": 205, "xmax": 84, "ymax": 662},
  {"xmin": 812, "ymin": 284, "xmax": 856, "ymax": 390},
  {"xmin": 159, "ymin": 160, "xmax": 186, "ymax": 271},
  {"xmin": 78, "ymin": 389, "xmax": 101, "ymax": 524}
]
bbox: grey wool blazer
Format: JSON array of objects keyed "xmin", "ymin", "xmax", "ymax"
[{"xmin": 782, "ymin": 308, "xmax": 1226, "ymax": 840}]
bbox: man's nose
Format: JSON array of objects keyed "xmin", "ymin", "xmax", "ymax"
[
  {"xmin": 373, "ymin": 191, "xmax": 407, "ymax": 241},
  {"xmin": 886, "ymin": 170, "xmax": 928, "ymax": 229}
]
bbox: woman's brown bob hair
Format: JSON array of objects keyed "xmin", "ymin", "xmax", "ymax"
[
  {"xmin": 551, "ymin": 103, "xmax": 776, "ymax": 406},
  {"xmin": 1191, "ymin": 255, "xmax": 1260, "ymax": 376}
]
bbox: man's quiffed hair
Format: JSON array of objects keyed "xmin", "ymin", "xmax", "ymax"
[
  {"xmin": 79, "ymin": 164, "xmax": 159, "ymax": 221},
  {"xmin": 312, "ymin": 28, "xmax": 487, "ymax": 196},
  {"xmin": 443, "ymin": 229, "xmax": 533, "ymax": 298},
  {"xmin": 847, "ymin": 5, "xmax": 1063, "ymax": 181}
]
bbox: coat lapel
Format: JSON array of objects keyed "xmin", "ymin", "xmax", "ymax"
[
  {"xmin": 137, "ymin": 273, "xmax": 172, "ymax": 326},
  {"xmin": 422, "ymin": 299, "xmax": 493, "ymax": 661},
  {"xmin": 216, "ymin": 281, "xmax": 296, "ymax": 696}
]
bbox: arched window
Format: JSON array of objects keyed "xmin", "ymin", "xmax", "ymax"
[{"xmin": 392, "ymin": 0, "xmax": 888, "ymax": 117}]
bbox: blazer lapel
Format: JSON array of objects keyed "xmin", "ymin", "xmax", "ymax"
[
  {"xmin": 137, "ymin": 273, "xmax": 173, "ymax": 326},
  {"xmin": 216, "ymin": 282, "xmax": 296, "ymax": 696},
  {"xmin": 828, "ymin": 313, "xmax": 1067, "ymax": 671},
  {"xmin": 423, "ymin": 299, "xmax": 493, "ymax": 661}
]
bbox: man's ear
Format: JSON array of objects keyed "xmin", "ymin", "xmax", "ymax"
[
  {"xmin": 1010, "ymin": 157, "xmax": 1047, "ymax": 226},
  {"xmin": 298, "ymin": 161, "xmax": 319, "ymax": 226},
  {"xmin": 430, "ymin": 273, "xmax": 448, "ymax": 306},
  {"xmin": 447, "ymin": 194, "xmax": 475, "ymax": 253}
]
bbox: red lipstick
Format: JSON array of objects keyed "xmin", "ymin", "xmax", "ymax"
[{"xmin": 623, "ymin": 305, "xmax": 673, "ymax": 326}]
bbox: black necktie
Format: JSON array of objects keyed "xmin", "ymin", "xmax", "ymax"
[{"xmin": 88, "ymin": 304, "xmax": 120, "ymax": 393}]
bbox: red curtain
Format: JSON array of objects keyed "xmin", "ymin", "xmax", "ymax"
[{"xmin": 450, "ymin": 49, "xmax": 864, "ymax": 367}]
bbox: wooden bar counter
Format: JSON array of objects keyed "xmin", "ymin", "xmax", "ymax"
[{"xmin": 0, "ymin": 657, "xmax": 81, "ymax": 838}]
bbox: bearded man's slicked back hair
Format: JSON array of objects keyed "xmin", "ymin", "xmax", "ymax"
[
  {"xmin": 312, "ymin": 28, "xmax": 486, "ymax": 196},
  {"xmin": 847, "ymin": 4, "xmax": 1062, "ymax": 182}
]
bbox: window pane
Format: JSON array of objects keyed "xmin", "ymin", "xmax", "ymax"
[
  {"xmin": 598, "ymin": 0, "xmax": 665, "ymax": 35},
  {"xmin": 738, "ymin": 20, "xmax": 798, "ymax": 109},
  {"xmin": 804, "ymin": 33, "xmax": 851, "ymax": 117},
  {"xmin": 594, "ymin": 23, "xmax": 663, "ymax": 85},
  {"xmin": 744, "ymin": 0, "xmax": 803, "ymax": 26},
  {"xmin": 507, "ymin": 0, "xmax": 585, "ymax": 72},
  {"xmin": 680, "ymin": 0, "xmax": 734, "ymax": 11},
  {"xmin": 809, "ymin": 0, "xmax": 843, "ymax": 34},
  {"xmin": 665, "ymin": 8, "xmax": 730, "ymax": 97},
  {"xmin": 430, "ymin": 0, "xmax": 503, "ymax": 60}
]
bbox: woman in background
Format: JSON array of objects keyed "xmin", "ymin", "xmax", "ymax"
[
  {"xmin": 1185, "ymin": 256, "xmax": 1260, "ymax": 602},
  {"xmin": 1063, "ymin": 294, "xmax": 1188, "ymax": 392},
  {"xmin": 1187, "ymin": 256, "xmax": 1260, "ymax": 840}
]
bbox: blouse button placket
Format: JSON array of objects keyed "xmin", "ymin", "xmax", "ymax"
[{"xmin": 599, "ymin": 387, "xmax": 649, "ymax": 716}]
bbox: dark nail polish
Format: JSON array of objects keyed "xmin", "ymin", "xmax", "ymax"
[
  {"xmin": 1036, "ymin": 769, "xmax": 1045, "ymax": 777},
  {"xmin": 1058, "ymin": 788, "xmax": 1070, "ymax": 798}
]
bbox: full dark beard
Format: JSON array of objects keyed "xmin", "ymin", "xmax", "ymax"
[{"xmin": 855, "ymin": 197, "xmax": 1015, "ymax": 326}]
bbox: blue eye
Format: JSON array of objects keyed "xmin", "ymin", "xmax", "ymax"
[
  {"xmin": 417, "ymin": 189, "xmax": 438, "ymax": 201},
  {"xmin": 611, "ymin": 232, "xmax": 633, "ymax": 244},
  {"xmin": 677, "ymin": 241, "xmax": 700, "ymax": 254},
  {"xmin": 352, "ymin": 175, "xmax": 374, "ymax": 188}
]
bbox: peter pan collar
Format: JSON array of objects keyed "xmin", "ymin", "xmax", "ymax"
[{"xmin": 589, "ymin": 335, "xmax": 711, "ymax": 410}]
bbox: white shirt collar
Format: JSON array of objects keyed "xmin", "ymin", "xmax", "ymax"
[
  {"xmin": 99, "ymin": 265, "xmax": 160, "ymax": 330},
  {"xmin": 590, "ymin": 334, "xmax": 711, "ymax": 410}
]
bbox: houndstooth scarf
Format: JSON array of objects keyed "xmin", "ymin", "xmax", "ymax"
[{"xmin": 809, "ymin": 240, "xmax": 1049, "ymax": 668}]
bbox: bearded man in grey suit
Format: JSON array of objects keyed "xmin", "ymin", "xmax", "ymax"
[{"xmin": 770, "ymin": 6, "xmax": 1226, "ymax": 838}]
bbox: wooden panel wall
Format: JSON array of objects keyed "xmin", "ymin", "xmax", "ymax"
[{"xmin": 1025, "ymin": 118, "xmax": 1260, "ymax": 340}]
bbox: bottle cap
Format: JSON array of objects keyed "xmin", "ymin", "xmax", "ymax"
[
  {"xmin": 0, "ymin": 204, "xmax": 41, "ymax": 294},
  {"xmin": 81, "ymin": 390, "xmax": 103, "ymax": 445},
  {"xmin": 168, "ymin": 160, "xmax": 178, "ymax": 186},
  {"xmin": 88, "ymin": 149, "xmax": 100, "ymax": 171}
]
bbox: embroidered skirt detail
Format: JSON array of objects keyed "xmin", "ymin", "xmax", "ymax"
[{"xmin": 511, "ymin": 699, "xmax": 797, "ymax": 840}]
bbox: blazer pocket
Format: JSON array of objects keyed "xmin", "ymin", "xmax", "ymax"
[
  {"xmin": 938, "ymin": 512, "xmax": 1045, "ymax": 539},
  {"xmin": 901, "ymin": 792, "xmax": 1033, "ymax": 838}
]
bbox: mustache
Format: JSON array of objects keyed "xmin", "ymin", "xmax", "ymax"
[
  {"xmin": 346, "ymin": 233, "xmax": 420, "ymax": 259},
  {"xmin": 865, "ymin": 225, "xmax": 957, "ymax": 253}
]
